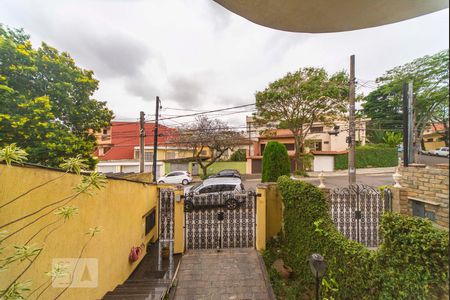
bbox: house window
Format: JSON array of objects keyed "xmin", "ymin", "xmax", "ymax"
[
  {"xmin": 306, "ymin": 140, "xmax": 322, "ymax": 151},
  {"xmin": 260, "ymin": 144, "xmax": 266, "ymax": 154},
  {"xmin": 102, "ymin": 129, "xmax": 108, "ymax": 135},
  {"xmin": 310, "ymin": 126, "xmax": 324, "ymax": 133},
  {"xmin": 144, "ymin": 209, "xmax": 156, "ymax": 235},
  {"xmin": 144, "ymin": 151, "xmax": 153, "ymax": 161},
  {"xmin": 166, "ymin": 152, "xmax": 176, "ymax": 159},
  {"xmin": 200, "ymin": 150, "xmax": 207, "ymax": 156},
  {"xmin": 134, "ymin": 150, "xmax": 153, "ymax": 161},
  {"xmin": 283, "ymin": 144, "xmax": 295, "ymax": 151},
  {"xmin": 426, "ymin": 138, "xmax": 434, "ymax": 142}
]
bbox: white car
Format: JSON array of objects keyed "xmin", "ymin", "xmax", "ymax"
[
  {"xmin": 158, "ymin": 171, "xmax": 192, "ymax": 185},
  {"xmin": 184, "ymin": 177, "xmax": 245, "ymax": 195},
  {"xmin": 435, "ymin": 147, "xmax": 449, "ymax": 157}
]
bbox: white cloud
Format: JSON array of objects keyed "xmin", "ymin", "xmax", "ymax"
[{"xmin": 0, "ymin": 1, "xmax": 448, "ymax": 128}]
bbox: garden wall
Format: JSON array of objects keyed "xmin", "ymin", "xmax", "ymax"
[
  {"xmin": 0, "ymin": 164, "xmax": 159, "ymax": 300},
  {"xmin": 203, "ymin": 161, "xmax": 247, "ymax": 175},
  {"xmin": 392, "ymin": 164, "xmax": 449, "ymax": 229},
  {"xmin": 334, "ymin": 145, "xmax": 397, "ymax": 170}
]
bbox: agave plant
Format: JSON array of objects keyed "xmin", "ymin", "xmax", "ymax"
[
  {"xmin": 59, "ymin": 155, "xmax": 88, "ymax": 175},
  {"xmin": 0, "ymin": 144, "xmax": 28, "ymax": 166},
  {"xmin": 55, "ymin": 206, "xmax": 79, "ymax": 221},
  {"xmin": 74, "ymin": 172, "xmax": 107, "ymax": 195}
]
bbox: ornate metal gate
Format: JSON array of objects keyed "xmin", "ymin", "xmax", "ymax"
[
  {"xmin": 330, "ymin": 185, "xmax": 392, "ymax": 247},
  {"xmin": 184, "ymin": 192, "xmax": 256, "ymax": 250},
  {"xmin": 159, "ymin": 189, "xmax": 174, "ymax": 241},
  {"xmin": 158, "ymin": 189, "xmax": 175, "ymax": 278}
]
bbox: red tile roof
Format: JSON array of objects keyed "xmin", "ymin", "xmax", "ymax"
[{"xmin": 98, "ymin": 122, "xmax": 177, "ymax": 161}]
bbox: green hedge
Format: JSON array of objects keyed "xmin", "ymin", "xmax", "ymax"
[
  {"xmin": 262, "ymin": 141, "xmax": 290, "ymax": 183},
  {"xmin": 335, "ymin": 145, "xmax": 398, "ymax": 170},
  {"xmin": 263, "ymin": 176, "xmax": 449, "ymax": 299}
]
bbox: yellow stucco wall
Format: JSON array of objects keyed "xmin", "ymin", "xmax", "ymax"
[
  {"xmin": 0, "ymin": 164, "xmax": 158, "ymax": 300},
  {"xmin": 256, "ymin": 188, "xmax": 266, "ymax": 251},
  {"xmin": 262, "ymin": 183, "xmax": 283, "ymax": 239},
  {"xmin": 424, "ymin": 140, "xmax": 446, "ymax": 151}
]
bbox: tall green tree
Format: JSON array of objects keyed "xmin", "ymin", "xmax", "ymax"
[
  {"xmin": 363, "ymin": 49, "xmax": 449, "ymax": 148},
  {"xmin": 255, "ymin": 67, "xmax": 348, "ymax": 170},
  {"xmin": 261, "ymin": 141, "xmax": 290, "ymax": 182},
  {"xmin": 0, "ymin": 25, "xmax": 114, "ymax": 168}
]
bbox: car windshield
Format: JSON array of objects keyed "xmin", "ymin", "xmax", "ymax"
[{"xmin": 190, "ymin": 182, "xmax": 202, "ymax": 191}]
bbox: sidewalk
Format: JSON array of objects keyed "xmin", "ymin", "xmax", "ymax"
[{"xmin": 306, "ymin": 167, "xmax": 396, "ymax": 177}]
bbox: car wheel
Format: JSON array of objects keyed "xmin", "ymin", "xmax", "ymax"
[
  {"xmin": 225, "ymin": 198, "xmax": 238, "ymax": 210},
  {"xmin": 182, "ymin": 179, "xmax": 189, "ymax": 185},
  {"xmin": 158, "ymin": 180, "xmax": 165, "ymax": 184},
  {"xmin": 184, "ymin": 200, "xmax": 194, "ymax": 213}
]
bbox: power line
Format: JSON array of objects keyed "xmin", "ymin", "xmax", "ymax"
[{"xmin": 145, "ymin": 103, "xmax": 255, "ymax": 122}]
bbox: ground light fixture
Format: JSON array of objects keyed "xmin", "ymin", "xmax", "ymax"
[{"xmin": 308, "ymin": 253, "xmax": 328, "ymax": 300}]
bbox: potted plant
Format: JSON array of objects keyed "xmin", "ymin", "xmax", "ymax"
[{"xmin": 161, "ymin": 245, "xmax": 170, "ymax": 258}]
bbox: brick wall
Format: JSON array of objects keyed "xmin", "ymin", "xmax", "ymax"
[{"xmin": 394, "ymin": 164, "xmax": 449, "ymax": 229}]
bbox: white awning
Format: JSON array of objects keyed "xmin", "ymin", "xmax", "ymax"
[{"xmin": 214, "ymin": 0, "xmax": 449, "ymax": 33}]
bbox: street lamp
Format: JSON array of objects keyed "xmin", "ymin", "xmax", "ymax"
[{"xmin": 308, "ymin": 253, "xmax": 328, "ymax": 300}]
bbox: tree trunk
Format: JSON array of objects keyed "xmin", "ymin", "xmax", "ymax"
[
  {"xmin": 293, "ymin": 130, "xmax": 304, "ymax": 172},
  {"xmin": 200, "ymin": 164, "xmax": 208, "ymax": 178},
  {"xmin": 442, "ymin": 121, "xmax": 449, "ymax": 146}
]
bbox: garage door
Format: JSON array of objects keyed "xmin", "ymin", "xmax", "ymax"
[{"xmin": 251, "ymin": 159, "xmax": 262, "ymax": 174}]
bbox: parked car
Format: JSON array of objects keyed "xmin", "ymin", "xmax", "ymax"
[
  {"xmin": 184, "ymin": 177, "xmax": 246, "ymax": 211},
  {"xmin": 435, "ymin": 147, "xmax": 449, "ymax": 157},
  {"xmin": 419, "ymin": 148, "xmax": 430, "ymax": 155},
  {"xmin": 208, "ymin": 169, "xmax": 241, "ymax": 179},
  {"xmin": 158, "ymin": 171, "xmax": 192, "ymax": 185},
  {"xmin": 429, "ymin": 148, "xmax": 441, "ymax": 156},
  {"xmin": 185, "ymin": 177, "xmax": 245, "ymax": 195}
]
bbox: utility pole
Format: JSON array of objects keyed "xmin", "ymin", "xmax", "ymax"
[
  {"xmin": 403, "ymin": 82, "xmax": 414, "ymax": 166},
  {"xmin": 139, "ymin": 111, "xmax": 145, "ymax": 173},
  {"xmin": 348, "ymin": 55, "xmax": 356, "ymax": 185},
  {"xmin": 152, "ymin": 96, "xmax": 161, "ymax": 183}
]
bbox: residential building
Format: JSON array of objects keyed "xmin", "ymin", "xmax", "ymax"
[
  {"xmin": 422, "ymin": 123, "xmax": 448, "ymax": 151},
  {"xmin": 94, "ymin": 122, "xmax": 193, "ymax": 177},
  {"xmin": 246, "ymin": 117, "xmax": 367, "ymax": 173}
]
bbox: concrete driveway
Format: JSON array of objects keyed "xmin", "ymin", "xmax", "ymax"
[{"xmin": 172, "ymin": 249, "xmax": 274, "ymax": 300}]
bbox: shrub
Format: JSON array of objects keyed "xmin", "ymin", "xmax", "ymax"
[
  {"xmin": 264, "ymin": 176, "xmax": 449, "ymax": 299},
  {"xmin": 335, "ymin": 145, "xmax": 398, "ymax": 170},
  {"xmin": 228, "ymin": 149, "xmax": 246, "ymax": 162},
  {"xmin": 262, "ymin": 142, "xmax": 290, "ymax": 183}
]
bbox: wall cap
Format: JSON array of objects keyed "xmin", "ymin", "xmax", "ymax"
[{"xmin": 408, "ymin": 197, "xmax": 442, "ymax": 206}]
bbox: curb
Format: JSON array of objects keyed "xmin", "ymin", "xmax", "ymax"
[{"xmin": 256, "ymin": 251, "xmax": 277, "ymax": 300}]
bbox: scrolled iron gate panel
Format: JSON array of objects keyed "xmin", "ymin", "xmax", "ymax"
[
  {"xmin": 184, "ymin": 192, "xmax": 256, "ymax": 250},
  {"xmin": 159, "ymin": 189, "xmax": 175, "ymax": 241},
  {"xmin": 330, "ymin": 184, "xmax": 391, "ymax": 247}
]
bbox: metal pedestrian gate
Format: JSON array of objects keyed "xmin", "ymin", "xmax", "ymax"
[
  {"xmin": 330, "ymin": 184, "xmax": 392, "ymax": 247},
  {"xmin": 184, "ymin": 192, "xmax": 257, "ymax": 250}
]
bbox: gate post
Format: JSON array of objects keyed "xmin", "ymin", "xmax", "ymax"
[
  {"xmin": 173, "ymin": 187, "xmax": 185, "ymax": 254},
  {"xmin": 256, "ymin": 187, "xmax": 267, "ymax": 251}
]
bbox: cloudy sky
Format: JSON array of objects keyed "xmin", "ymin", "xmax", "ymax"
[{"xmin": 1, "ymin": 1, "xmax": 448, "ymax": 128}]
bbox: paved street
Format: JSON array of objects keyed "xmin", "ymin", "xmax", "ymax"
[
  {"xmin": 416, "ymin": 154, "xmax": 449, "ymax": 166},
  {"xmin": 244, "ymin": 172, "xmax": 395, "ymax": 190},
  {"xmin": 173, "ymin": 249, "xmax": 274, "ymax": 300}
]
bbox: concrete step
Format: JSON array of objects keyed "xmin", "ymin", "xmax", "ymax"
[{"xmin": 102, "ymin": 292, "xmax": 150, "ymax": 299}]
